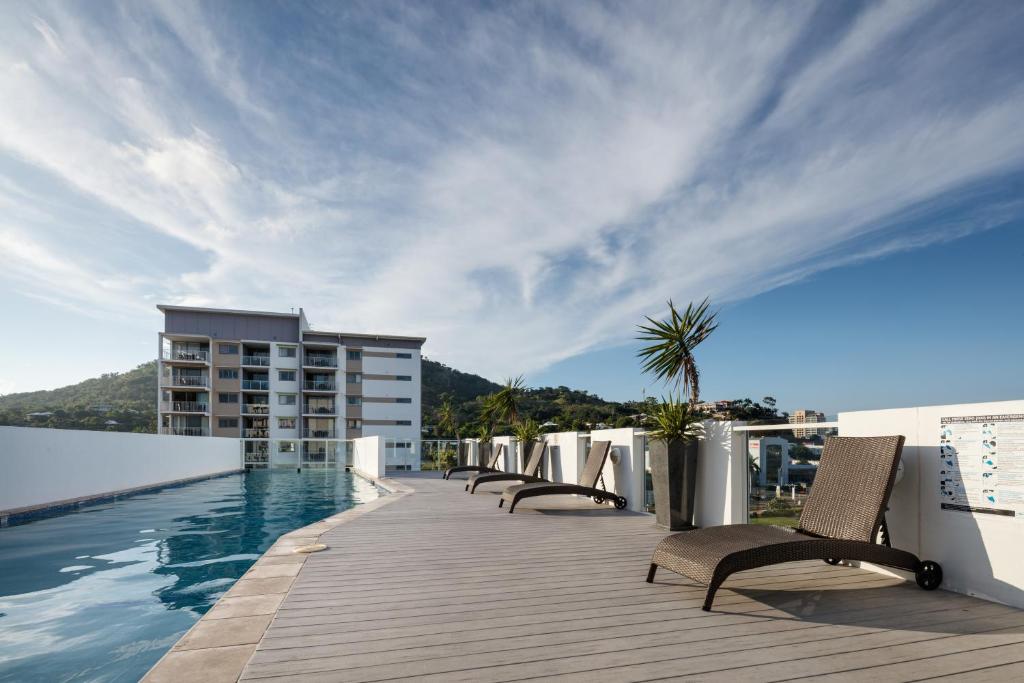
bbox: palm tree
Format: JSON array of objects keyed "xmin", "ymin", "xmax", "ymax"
[
  {"xmin": 436, "ymin": 395, "xmax": 459, "ymax": 440},
  {"xmin": 636, "ymin": 298, "xmax": 718, "ymax": 405},
  {"xmin": 489, "ymin": 375, "xmax": 525, "ymax": 427}
]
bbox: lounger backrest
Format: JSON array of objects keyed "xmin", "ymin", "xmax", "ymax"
[
  {"xmin": 579, "ymin": 441, "xmax": 612, "ymax": 488},
  {"xmin": 523, "ymin": 441, "xmax": 547, "ymax": 476},
  {"xmin": 487, "ymin": 444, "xmax": 504, "ymax": 469},
  {"xmin": 799, "ymin": 435, "xmax": 905, "ymax": 543}
]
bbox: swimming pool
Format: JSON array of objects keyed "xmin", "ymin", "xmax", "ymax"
[{"xmin": 0, "ymin": 469, "xmax": 380, "ymax": 682}]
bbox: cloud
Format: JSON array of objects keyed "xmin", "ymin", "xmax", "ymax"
[{"xmin": 0, "ymin": 0, "xmax": 1022, "ymax": 381}]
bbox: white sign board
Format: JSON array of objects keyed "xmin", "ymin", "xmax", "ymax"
[{"xmin": 939, "ymin": 414, "xmax": 1024, "ymax": 518}]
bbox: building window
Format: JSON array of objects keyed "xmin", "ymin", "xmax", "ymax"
[
  {"xmin": 218, "ymin": 417, "xmax": 238, "ymax": 428},
  {"xmin": 218, "ymin": 393, "xmax": 239, "ymax": 404},
  {"xmin": 219, "ymin": 343, "xmax": 239, "ymax": 355},
  {"xmin": 347, "ymin": 396, "xmax": 362, "ymax": 406},
  {"xmin": 218, "ymin": 368, "xmax": 239, "ymax": 379},
  {"xmin": 347, "ymin": 373, "xmax": 362, "ymax": 384},
  {"xmin": 278, "ymin": 393, "xmax": 297, "ymax": 406},
  {"xmin": 278, "ymin": 346, "xmax": 297, "ymax": 358},
  {"xmin": 396, "ymin": 397, "xmax": 412, "ymax": 403},
  {"xmin": 396, "ymin": 353, "xmax": 412, "ymax": 359},
  {"xmin": 278, "ymin": 370, "xmax": 296, "ymax": 382},
  {"xmin": 347, "ymin": 350, "xmax": 362, "ymax": 360},
  {"xmin": 278, "ymin": 417, "xmax": 296, "ymax": 429},
  {"xmin": 395, "ymin": 375, "xmax": 412, "ymax": 381},
  {"xmin": 347, "ymin": 419, "xmax": 361, "ymax": 429},
  {"xmin": 396, "ymin": 420, "xmax": 412, "ymax": 426},
  {"xmin": 279, "ymin": 441, "xmax": 296, "ymax": 453}
]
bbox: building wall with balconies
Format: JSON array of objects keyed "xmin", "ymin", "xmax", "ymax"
[{"xmin": 211, "ymin": 340, "xmax": 241, "ymax": 437}]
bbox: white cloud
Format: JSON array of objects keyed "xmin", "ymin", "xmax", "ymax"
[{"xmin": 0, "ymin": 0, "xmax": 1022, "ymax": 382}]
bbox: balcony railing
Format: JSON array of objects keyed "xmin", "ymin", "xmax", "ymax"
[
  {"xmin": 303, "ymin": 428, "xmax": 337, "ymax": 439},
  {"xmin": 304, "ymin": 356, "xmax": 338, "ymax": 368},
  {"xmin": 164, "ymin": 349, "xmax": 209, "ymax": 362},
  {"xmin": 303, "ymin": 404, "xmax": 336, "ymax": 415},
  {"xmin": 161, "ymin": 401, "xmax": 208, "ymax": 413},
  {"xmin": 163, "ymin": 427, "xmax": 207, "ymax": 436},
  {"xmin": 244, "ymin": 452, "xmax": 269, "ymax": 463},
  {"xmin": 242, "ymin": 355, "xmax": 271, "ymax": 367},
  {"xmin": 164, "ymin": 375, "xmax": 208, "ymax": 387},
  {"xmin": 242, "ymin": 403, "xmax": 270, "ymax": 415},
  {"xmin": 244, "ymin": 428, "xmax": 269, "ymax": 438},
  {"xmin": 241, "ymin": 379, "xmax": 270, "ymax": 391},
  {"xmin": 303, "ymin": 380, "xmax": 336, "ymax": 391}
]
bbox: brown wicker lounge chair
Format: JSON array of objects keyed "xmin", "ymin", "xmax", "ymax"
[
  {"xmin": 499, "ymin": 441, "xmax": 626, "ymax": 512},
  {"xmin": 646, "ymin": 435, "xmax": 943, "ymax": 611},
  {"xmin": 443, "ymin": 444, "xmax": 505, "ymax": 480},
  {"xmin": 466, "ymin": 442, "xmax": 548, "ymax": 492}
]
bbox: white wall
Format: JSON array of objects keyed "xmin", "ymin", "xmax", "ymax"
[
  {"xmin": 0, "ymin": 427, "xmax": 241, "ymax": 514},
  {"xmin": 590, "ymin": 428, "xmax": 645, "ymax": 512},
  {"xmin": 694, "ymin": 420, "xmax": 747, "ymax": 527},
  {"xmin": 841, "ymin": 400, "xmax": 1024, "ymax": 609},
  {"xmin": 493, "ymin": 436, "xmax": 516, "ymax": 473},
  {"xmin": 351, "ymin": 435, "xmax": 385, "ymax": 479},
  {"xmin": 542, "ymin": 431, "xmax": 588, "ymax": 483}
]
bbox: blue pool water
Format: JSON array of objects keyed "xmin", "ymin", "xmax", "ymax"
[{"xmin": 0, "ymin": 470, "xmax": 380, "ymax": 682}]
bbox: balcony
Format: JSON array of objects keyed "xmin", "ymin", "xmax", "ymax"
[
  {"xmin": 162, "ymin": 427, "xmax": 207, "ymax": 436},
  {"xmin": 242, "ymin": 403, "xmax": 270, "ymax": 415},
  {"xmin": 303, "ymin": 355, "xmax": 338, "ymax": 368},
  {"xmin": 302, "ymin": 428, "xmax": 337, "ymax": 439},
  {"xmin": 244, "ymin": 428, "xmax": 269, "ymax": 439},
  {"xmin": 303, "ymin": 403, "xmax": 336, "ymax": 415},
  {"xmin": 241, "ymin": 355, "xmax": 270, "ymax": 367},
  {"xmin": 161, "ymin": 401, "xmax": 208, "ymax": 413},
  {"xmin": 303, "ymin": 380, "xmax": 336, "ymax": 392},
  {"xmin": 163, "ymin": 374, "xmax": 208, "ymax": 388},
  {"xmin": 241, "ymin": 379, "xmax": 270, "ymax": 391},
  {"xmin": 163, "ymin": 349, "xmax": 209, "ymax": 363}
]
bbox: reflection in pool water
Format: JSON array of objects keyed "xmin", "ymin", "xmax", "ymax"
[{"xmin": 0, "ymin": 470, "xmax": 380, "ymax": 682}]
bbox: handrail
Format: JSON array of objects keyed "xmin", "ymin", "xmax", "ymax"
[
  {"xmin": 303, "ymin": 381, "xmax": 336, "ymax": 391},
  {"xmin": 242, "ymin": 403, "xmax": 270, "ymax": 414},
  {"xmin": 165, "ymin": 375, "xmax": 208, "ymax": 387},
  {"xmin": 241, "ymin": 380, "xmax": 270, "ymax": 390},
  {"xmin": 161, "ymin": 401, "xmax": 208, "ymax": 413},
  {"xmin": 164, "ymin": 350, "xmax": 209, "ymax": 362},
  {"xmin": 304, "ymin": 356, "xmax": 338, "ymax": 367},
  {"xmin": 303, "ymin": 404, "xmax": 336, "ymax": 414},
  {"xmin": 733, "ymin": 422, "xmax": 839, "ymax": 432},
  {"xmin": 303, "ymin": 429, "xmax": 337, "ymax": 439},
  {"xmin": 241, "ymin": 355, "xmax": 270, "ymax": 366}
]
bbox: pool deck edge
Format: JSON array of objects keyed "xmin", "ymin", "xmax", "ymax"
[{"xmin": 141, "ymin": 474, "xmax": 414, "ymax": 683}]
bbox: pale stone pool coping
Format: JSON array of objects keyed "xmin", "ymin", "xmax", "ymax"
[{"xmin": 141, "ymin": 469, "xmax": 414, "ymax": 683}]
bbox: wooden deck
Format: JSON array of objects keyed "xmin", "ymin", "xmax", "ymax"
[{"xmin": 240, "ymin": 472, "xmax": 1024, "ymax": 682}]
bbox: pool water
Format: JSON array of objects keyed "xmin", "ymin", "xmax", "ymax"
[{"xmin": 0, "ymin": 470, "xmax": 380, "ymax": 682}]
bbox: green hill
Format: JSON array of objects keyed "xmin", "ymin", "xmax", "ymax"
[
  {"xmin": 0, "ymin": 358, "xmax": 633, "ymax": 434},
  {"xmin": 0, "ymin": 359, "xmax": 785, "ymax": 435}
]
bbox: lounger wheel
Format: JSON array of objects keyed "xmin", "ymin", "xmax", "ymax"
[
  {"xmin": 614, "ymin": 497, "xmax": 627, "ymax": 510},
  {"xmin": 915, "ymin": 560, "xmax": 943, "ymax": 590},
  {"xmin": 593, "ymin": 495, "xmax": 605, "ymax": 505},
  {"xmin": 823, "ymin": 558, "xmax": 841, "ymax": 566}
]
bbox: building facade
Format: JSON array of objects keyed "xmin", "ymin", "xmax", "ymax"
[
  {"xmin": 789, "ymin": 409, "xmax": 828, "ymax": 438},
  {"xmin": 156, "ymin": 305, "xmax": 424, "ymax": 469}
]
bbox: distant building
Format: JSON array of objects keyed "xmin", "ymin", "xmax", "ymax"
[
  {"xmin": 789, "ymin": 409, "xmax": 828, "ymax": 438},
  {"xmin": 751, "ymin": 436, "xmax": 818, "ymax": 487},
  {"xmin": 26, "ymin": 411, "xmax": 54, "ymax": 419},
  {"xmin": 91, "ymin": 404, "xmax": 113, "ymax": 413},
  {"xmin": 695, "ymin": 400, "xmax": 736, "ymax": 418}
]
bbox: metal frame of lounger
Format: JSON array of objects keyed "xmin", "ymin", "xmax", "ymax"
[
  {"xmin": 646, "ymin": 435, "xmax": 943, "ymax": 611},
  {"xmin": 467, "ymin": 442, "xmax": 548, "ymax": 492},
  {"xmin": 443, "ymin": 444, "xmax": 505, "ymax": 480},
  {"xmin": 499, "ymin": 441, "xmax": 627, "ymax": 512}
]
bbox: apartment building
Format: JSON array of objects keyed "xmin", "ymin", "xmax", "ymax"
[
  {"xmin": 789, "ymin": 409, "xmax": 829, "ymax": 438},
  {"xmin": 157, "ymin": 305, "xmax": 424, "ymax": 469}
]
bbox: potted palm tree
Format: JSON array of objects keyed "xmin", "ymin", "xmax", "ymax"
[
  {"xmin": 637, "ymin": 298, "xmax": 718, "ymax": 530},
  {"xmin": 648, "ymin": 397, "xmax": 704, "ymax": 529},
  {"xmin": 436, "ymin": 395, "xmax": 461, "ymax": 468}
]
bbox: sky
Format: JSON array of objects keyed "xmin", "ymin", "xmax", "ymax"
[{"xmin": 0, "ymin": 1, "xmax": 1022, "ymax": 415}]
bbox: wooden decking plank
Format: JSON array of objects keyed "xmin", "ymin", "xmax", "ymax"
[{"xmin": 237, "ymin": 473, "xmax": 1024, "ymax": 683}]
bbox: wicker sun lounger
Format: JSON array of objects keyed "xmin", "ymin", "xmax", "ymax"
[
  {"xmin": 646, "ymin": 435, "xmax": 943, "ymax": 611},
  {"xmin": 466, "ymin": 441, "xmax": 548, "ymax": 492},
  {"xmin": 499, "ymin": 441, "xmax": 627, "ymax": 512},
  {"xmin": 443, "ymin": 444, "xmax": 505, "ymax": 480}
]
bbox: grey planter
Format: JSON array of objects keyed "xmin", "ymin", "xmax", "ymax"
[
  {"xmin": 650, "ymin": 438, "xmax": 699, "ymax": 531},
  {"xmin": 478, "ymin": 442, "xmax": 492, "ymax": 467}
]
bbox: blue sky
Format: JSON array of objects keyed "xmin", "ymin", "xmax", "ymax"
[{"xmin": 0, "ymin": 1, "xmax": 1022, "ymax": 415}]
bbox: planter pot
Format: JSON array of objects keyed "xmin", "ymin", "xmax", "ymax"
[
  {"xmin": 650, "ymin": 438, "xmax": 699, "ymax": 531},
  {"xmin": 478, "ymin": 442, "xmax": 492, "ymax": 467}
]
